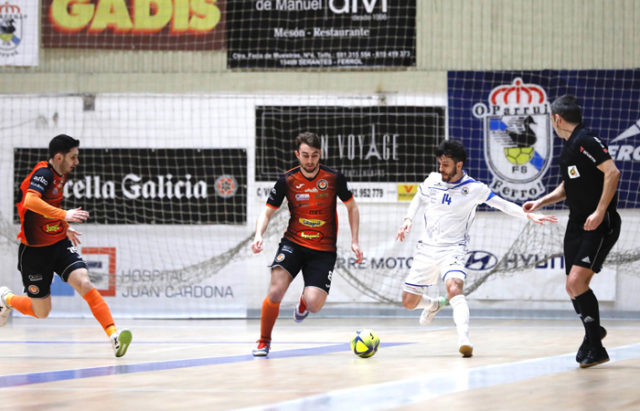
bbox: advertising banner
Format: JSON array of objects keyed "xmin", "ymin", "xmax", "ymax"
[
  {"xmin": 14, "ymin": 148, "xmax": 247, "ymax": 224},
  {"xmin": 448, "ymin": 70, "xmax": 640, "ymax": 207},
  {"xmin": 227, "ymin": 0, "xmax": 416, "ymax": 68},
  {"xmin": 41, "ymin": 0, "xmax": 226, "ymax": 50},
  {"xmin": 255, "ymin": 106, "xmax": 445, "ymax": 183},
  {"xmin": 0, "ymin": 0, "xmax": 38, "ymax": 66}
]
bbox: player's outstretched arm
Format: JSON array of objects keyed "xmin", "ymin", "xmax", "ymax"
[
  {"xmin": 396, "ymin": 218, "xmax": 412, "ymax": 242},
  {"xmin": 65, "ymin": 207, "xmax": 90, "ymax": 223},
  {"xmin": 486, "ymin": 195, "xmax": 557, "ymax": 225},
  {"xmin": 24, "ymin": 191, "xmax": 89, "ymax": 223},
  {"xmin": 344, "ymin": 199, "xmax": 363, "ymax": 263},
  {"xmin": 523, "ymin": 182, "xmax": 566, "ymax": 213},
  {"xmin": 251, "ymin": 206, "xmax": 277, "ymax": 254}
]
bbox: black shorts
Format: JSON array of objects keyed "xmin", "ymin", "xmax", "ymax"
[
  {"xmin": 17, "ymin": 238, "xmax": 88, "ymax": 298},
  {"xmin": 271, "ymin": 238, "xmax": 337, "ymax": 293},
  {"xmin": 564, "ymin": 211, "xmax": 621, "ymax": 275}
]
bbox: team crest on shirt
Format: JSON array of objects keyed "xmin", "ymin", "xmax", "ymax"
[
  {"xmin": 461, "ymin": 187, "xmax": 469, "ymax": 195},
  {"xmin": 567, "ymin": 165, "xmax": 580, "ymax": 179},
  {"xmin": 317, "ymin": 179, "xmax": 328, "ymax": 190},
  {"xmin": 472, "ymin": 78, "xmax": 553, "ymax": 201}
]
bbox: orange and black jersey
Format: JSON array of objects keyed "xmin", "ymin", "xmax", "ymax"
[
  {"xmin": 267, "ymin": 165, "xmax": 353, "ymax": 252},
  {"xmin": 16, "ymin": 161, "xmax": 68, "ymax": 246}
]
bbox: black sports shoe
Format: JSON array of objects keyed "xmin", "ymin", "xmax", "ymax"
[
  {"xmin": 576, "ymin": 326, "xmax": 607, "ymax": 363},
  {"xmin": 579, "ymin": 346, "xmax": 609, "ymax": 368}
]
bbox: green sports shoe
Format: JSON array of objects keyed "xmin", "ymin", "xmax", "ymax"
[{"xmin": 111, "ymin": 329, "xmax": 132, "ymax": 358}]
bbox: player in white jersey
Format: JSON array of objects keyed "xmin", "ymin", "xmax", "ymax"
[{"xmin": 396, "ymin": 140, "xmax": 557, "ymax": 357}]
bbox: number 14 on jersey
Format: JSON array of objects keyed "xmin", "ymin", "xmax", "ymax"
[{"xmin": 442, "ymin": 193, "xmax": 452, "ymax": 205}]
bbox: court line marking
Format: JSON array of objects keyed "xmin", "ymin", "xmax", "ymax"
[
  {"xmin": 0, "ymin": 342, "xmax": 409, "ymax": 389},
  {"xmin": 237, "ymin": 343, "xmax": 640, "ymax": 411}
]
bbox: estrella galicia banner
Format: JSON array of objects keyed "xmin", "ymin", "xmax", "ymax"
[
  {"xmin": 14, "ymin": 148, "xmax": 246, "ymax": 224},
  {"xmin": 41, "ymin": 0, "xmax": 225, "ymax": 50},
  {"xmin": 227, "ymin": 0, "xmax": 415, "ymax": 68},
  {"xmin": 255, "ymin": 106, "xmax": 445, "ymax": 182},
  {"xmin": 448, "ymin": 70, "xmax": 640, "ymax": 207}
]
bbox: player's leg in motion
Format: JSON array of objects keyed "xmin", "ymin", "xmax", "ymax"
[
  {"xmin": 67, "ymin": 268, "xmax": 132, "ymax": 358},
  {"xmin": 445, "ymin": 276, "xmax": 472, "ymax": 358},
  {"xmin": 567, "ymin": 266, "xmax": 608, "ymax": 368},
  {"xmin": 253, "ymin": 266, "xmax": 292, "ymax": 357},
  {"xmin": 401, "ymin": 252, "xmax": 447, "ymax": 325}
]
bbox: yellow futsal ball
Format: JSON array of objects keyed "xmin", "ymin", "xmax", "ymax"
[
  {"xmin": 504, "ymin": 146, "xmax": 534, "ymax": 165},
  {"xmin": 350, "ymin": 329, "xmax": 380, "ymax": 358}
]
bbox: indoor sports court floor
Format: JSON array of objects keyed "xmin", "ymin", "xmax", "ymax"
[{"xmin": 1, "ymin": 315, "xmax": 639, "ymax": 410}]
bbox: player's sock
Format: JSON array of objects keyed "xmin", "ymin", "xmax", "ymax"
[
  {"xmin": 83, "ymin": 288, "xmax": 116, "ymax": 336},
  {"xmin": 571, "ymin": 298, "xmax": 588, "ymax": 335},
  {"xmin": 450, "ymin": 294, "xmax": 470, "ymax": 341},
  {"xmin": 575, "ymin": 289, "xmax": 602, "ymax": 348},
  {"xmin": 6, "ymin": 294, "xmax": 36, "ymax": 317},
  {"xmin": 260, "ymin": 296, "xmax": 280, "ymax": 341},
  {"xmin": 414, "ymin": 295, "xmax": 436, "ymax": 310}
]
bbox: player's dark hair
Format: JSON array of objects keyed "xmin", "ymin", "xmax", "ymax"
[
  {"xmin": 295, "ymin": 131, "xmax": 321, "ymax": 151},
  {"xmin": 550, "ymin": 95, "xmax": 583, "ymax": 124},
  {"xmin": 49, "ymin": 134, "xmax": 80, "ymax": 159},
  {"xmin": 436, "ymin": 140, "xmax": 466, "ymax": 165}
]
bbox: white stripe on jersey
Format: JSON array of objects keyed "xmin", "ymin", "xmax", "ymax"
[{"xmin": 405, "ymin": 172, "xmax": 493, "ymax": 247}]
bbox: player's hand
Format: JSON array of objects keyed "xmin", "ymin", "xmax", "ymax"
[
  {"xmin": 67, "ymin": 227, "xmax": 82, "ymax": 247},
  {"xmin": 584, "ymin": 210, "xmax": 604, "ymax": 231},
  {"xmin": 65, "ymin": 207, "xmax": 89, "ymax": 223},
  {"xmin": 251, "ymin": 235, "xmax": 264, "ymax": 254},
  {"xmin": 522, "ymin": 200, "xmax": 541, "ymax": 213},
  {"xmin": 526, "ymin": 213, "xmax": 558, "ymax": 225},
  {"xmin": 352, "ymin": 242, "xmax": 363, "ymax": 264},
  {"xmin": 395, "ymin": 219, "xmax": 412, "ymax": 241}
]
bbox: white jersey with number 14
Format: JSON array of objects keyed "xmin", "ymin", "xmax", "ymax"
[{"xmin": 405, "ymin": 172, "xmax": 495, "ymax": 247}]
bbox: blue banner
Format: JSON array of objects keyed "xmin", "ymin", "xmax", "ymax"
[{"xmin": 448, "ymin": 70, "xmax": 640, "ymax": 208}]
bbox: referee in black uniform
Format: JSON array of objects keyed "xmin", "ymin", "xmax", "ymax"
[{"xmin": 523, "ymin": 95, "xmax": 621, "ymax": 368}]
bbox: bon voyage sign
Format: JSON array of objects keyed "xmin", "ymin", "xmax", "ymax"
[{"xmin": 41, "ymin": 0, "xmax": 226, "ymax": 50}]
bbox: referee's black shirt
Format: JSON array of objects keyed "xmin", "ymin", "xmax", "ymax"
[{"xmin": 559, "ymin": 124, "xmax": 618, "ymax": 224}]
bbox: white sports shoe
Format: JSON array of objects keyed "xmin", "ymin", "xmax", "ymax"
[
  {"xmin": 458, "ymin": 337, "xmax": 473, "ymax": 358},
  {"xmin": 0, "ymin": 286, "xmax": 13, "ymax": 327},
  {"xmin": 111, "ymin": 330, "xmax": 132, "ymax": 358},
  {"xmin": 419, "ymin": 296, "xmax": 448, "ymax": 325}
]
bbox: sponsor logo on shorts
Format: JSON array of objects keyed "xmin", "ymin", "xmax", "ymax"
[
  {"xmin": 28, "ymin": 274, "xmax": 43, "ymax": 281},
  {"xmin": 568, "ymin": 165, "xmax": 580, "ymax": 179},
  {"xmin": 297, "ymin": 230, "xmax": 324, "ymax": 240},
  {"xmin": 317, "ymin": 179, "xmax": 328, "ymax": 190},
  {"xmin": 299, "ymin": 218, "xmax": 325, "ymax": 227},
  {"xmin": 28, "ymin": 285, "xmax": 40, "ymax": 295},
  {"xmin": 275, "ymin": 253, "xmax": 285, "ymax": 263},
  {"xmin": 42, "ymin": 222, "xmax": 63, "ymax": 234}
]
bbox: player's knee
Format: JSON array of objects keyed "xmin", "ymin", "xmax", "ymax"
[
  {"xmin": 33, "ymin": 306, "xmax": 51, "ymax": 318},
  {"xmin": 401, "ymin": 292, "xmax": 419, "ymax": 309}
]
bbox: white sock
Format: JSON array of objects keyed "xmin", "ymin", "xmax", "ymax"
[
  {"xmin": 414, "ymin": 295, "xmax": 436, "ymax": 310},
  {"xmin": 449, "ymin": 294, "xmax": 470, "ymax": 344}
]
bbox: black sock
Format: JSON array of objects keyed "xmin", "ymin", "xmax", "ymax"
[
  {"xmin": 575, "ymin": 289, "xmax": 602, "ymax": 349},
  {"xmin": 571, "ymin": 298, "xmax": 588, "ymax": 336}
]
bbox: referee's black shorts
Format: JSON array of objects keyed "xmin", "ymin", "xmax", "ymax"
[{"xmin": 564, "ymin": 210, "xmax": 621, "ymax": 275}]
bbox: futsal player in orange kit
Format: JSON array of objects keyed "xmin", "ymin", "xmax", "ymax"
[
  {"xmin": 250, "ymin": 131, "xmax": 363, "ymax": 356},
  {"xmin": 0, "ymin": 134, "xmax": 132, "ymax": 357}
]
